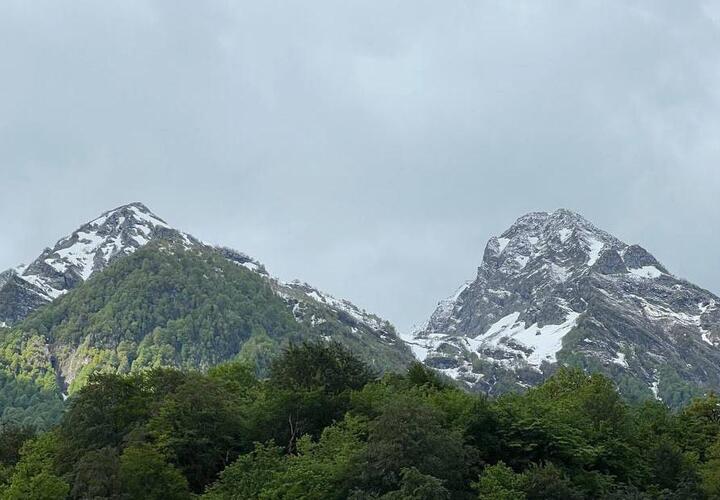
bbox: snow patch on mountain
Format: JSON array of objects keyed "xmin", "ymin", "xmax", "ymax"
[
  {"xmin": 280, "ymin": 280, "xmax": 388, "ymax": 333},
  {"xmin": 612, "ymin": 351, "xmax": 629, "ymax": 368},
  {"xmin": 497, "ymin": 237, "xmax": 510, "ymax": 254},
  {"xmin": 586, "ymin": 237, "xmax": 604, "ymax": 266},
  {"xmin": 629, "ymin": 266, "xmax": 663, "ymax": 279},
  {"xmin": 469, "ymin": 309, "xmax": 581, "ymax": 369}
]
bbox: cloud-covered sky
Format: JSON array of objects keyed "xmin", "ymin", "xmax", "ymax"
[{"xmin": 1, "ymin": 1, "xmax": 719, "ymax": 332}]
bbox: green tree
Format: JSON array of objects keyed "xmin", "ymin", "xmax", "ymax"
[
  {"xmin": 381, "ymin": 467, "xmax": 450, "ymax": 500},
  {"xmin": 260, "ymin": 415, "xmax": 368, "ymax": 499},
  {"xmin": 405, "ymin": 362, "xmax": 447, "ymax": 390},
  {"xmin": 701, "ymin": 436, "xmax": 720, "ymax": 497},
  {"xmin": 118, "ymin": 444, "xmax": 190, "ymax": 500},
  {"xmin": 70, "ymin": 447, "xmax": 121, "ymax": 499},
  {"xmin": 0, "ymin": 424, "xmax": 35, "ymax": 466},
  {"xmin": 678, "ymin": 393, "xmax": 720, "ymax": 460},
  {"xmin": 363, "ymin": 396, "xmax": 465, "ymax": 494},
  {"xmin": 59, "ymin": 373, "xmax": 150, "ymax": 457},
  {"xmin": 269, "ymin": 341, "xmax": 375, "ymax": 394},
  {"xmin": 203, "ymin": 442, "xmax": 286, "ymax": 499},
  {"xmin": 148, "ymin": 374, "xmax": 247, "ymax": 492},
  {"xmin": 521, "ymin": 462, "xmax": 583, "ymax": 500},
  {"xmin": 473, "ymin": 462, "xmax": 525, "ymax": 500},
  {"xmin": 2, "ymin": 432, "xmax": 69, "ymax": 500}
]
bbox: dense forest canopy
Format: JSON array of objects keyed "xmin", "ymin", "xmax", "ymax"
[{"xmin": 0, "ymin": 342, "xmax": 719, "ymax": 499}]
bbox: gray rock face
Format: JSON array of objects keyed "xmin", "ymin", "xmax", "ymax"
[
  {"xmin": 0, "ymin": 270, "xmax": 50, "ymax": 326},
  {"xmin": 409, "ymin": 209, "xmax": 720, "ymax": 404}
]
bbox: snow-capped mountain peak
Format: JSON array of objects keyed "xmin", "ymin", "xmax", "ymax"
[
  {"xmin": 480, "ymin": 209, "xmax": 668, "ymax": 286},
  {"xmin": 412, "ymin": 209, "xmax": 720, "ymax": 404},
  {"xmin": 0, "ymin": 203, "xmax": 407, "ymax": 365},
  {"xmin": 15, "ymin": 202, "xmax": 196, "ymax": 301}
]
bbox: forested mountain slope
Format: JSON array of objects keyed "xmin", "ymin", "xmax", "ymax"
[{"xmin": 0, "ymin": 205, "xmax": 412, "ymax": 428}]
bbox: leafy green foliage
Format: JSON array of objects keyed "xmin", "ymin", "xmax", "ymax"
[
  {"xmin": 269, "ymin": 341, "xmax": 375, "ymax": 394},
  {"xmin": 0, "ymin": 343, "xmax": 718, "ymax": 498},
  {"xmin": 203, "ymin": 442, "xmax": 286, "ymax": 499},
  {"xmin": 147, "ymin": 374, "xmax": 249, "ymax": 492},
  {"xmin": 362, "ymin": 395, "xmax": 465, "ymax": 493},
  {"xmin": 473, "ymin": 461, "xmax": 526, "ymax": 500},
  {"xmin": 1, "ymin": 432, "xmax": 69, "ymax": 500},
  {"xmin": 701, "ymin": 436, "xmax": 720, "ymax": 497},
  {"xmin": 69, "ymin": 446, "xmax": 120, "ymax": 499},
  {"xmin": 378, "ymin": 467, "xmax": 451, "ymax": 499},
  {"xmin": 118, "ymin": 444, "xmax": 191, "ymax": 500},
  {"xmin": 0, "ymin": 353, "xmax": 63, "ymax": 429}
]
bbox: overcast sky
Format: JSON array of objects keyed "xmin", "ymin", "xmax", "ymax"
[{"xmin": 1, "ymin": 1, "xmax": 719, "ymax": 332}]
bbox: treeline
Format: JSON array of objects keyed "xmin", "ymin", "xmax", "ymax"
[{"xmin": 0, "ymin": 342, "xmax": 719, "ymax": 499}]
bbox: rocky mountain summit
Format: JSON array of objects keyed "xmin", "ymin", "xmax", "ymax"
[{"xmin": 409, "ymin": 209, "xmax": 720, "ymax": 406}]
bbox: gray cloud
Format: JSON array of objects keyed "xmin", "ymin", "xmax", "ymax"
[{"xmin": 1, "ymin": 0, "xmax": 719, "ymax": 331}]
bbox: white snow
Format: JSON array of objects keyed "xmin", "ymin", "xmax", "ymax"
[
  {"xmin": 650, "ymin": 380, "xmax": 661, "ymax": 401},
  {"xmin": 241, "ymin": 261, "xmax": 261, "ymax": 273},
  {"xmin": 640, "ymin": 300, "xmax": 699, "ymax": 325},
  {"xmin": 698, "ymin": 300, "xmax": 717, "ymax": 314},
  {"xmin": 549, "ymin": 263, "xmax": 570, "ymax": 282},
  {"xmin": 496, "ymin": 237, "xmax": 510, "ymax": 254},
  {"xmin": 611, "ymin": 351, "xmax": 628, "ymax": 368},
  {"xmin": 133, "ymin": 234, "xmax": 150, "ymax": 246},
  {"xmin": 126, "ymin": 205, "xmax": 170, "ymax": 229},
  {"xmin": 433, "ymin": 359, "xmax": 482, "ymax": 386},
  {"xmin": 405, "ymin": 340, "xmax": 429, "ymax": 361},
  {"xmin": 558, "ymin": 228, "xmax": 572, "ymax": 243},
  {"xmin": 20, "ymin": 274, "xmax": 65, "ymax": 300},
  {"xmin": 638, "ymin": 299, "xmax": 716, "ymax": 346},
  {"xmin": 701, "ymin": 329, "xmax": 714, "ymax": 346},
  {"xmin": 698, "ymin": 301, "xmax": 717, "ymax": 345},
  {"xmin": 427, "ymin": 281, "xmax": 471, "ymax": 326},
  {"xmin": 586, "ymin": 237, "xmax": 604, "ymax": 266},
  {"xmin": 629, "ymin": 266, "xmax": 663, "ymax": 279},
  {"xmin": 468, "ymin": 308, "xmax": 581, "ymax": 368},
  {"xmin": 310, "ymin": 315, "xmax": 327, "ymax": 327},
  {"xmin": 515, "ymin": 255, "xmax": 530, "ymax": 268},
  {"xmin": 54, "ymin": 230, "xmax": 106, "ymax": 280},
  {"xmin": 299, "ymin": 285, "xmax": 386, "ymax": 332}
]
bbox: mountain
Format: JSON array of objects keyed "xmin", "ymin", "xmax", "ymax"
[
  {"xmin": 0, "ymin": 203, "xmax": 412, "ymax": 427},
  {"xmin": 409, "ymin": 209, "xmax": 720, "ymax": 406},
  {"xmin": 0, "ymin": 203, "xmax": 198, "ymax": 325},
  {"xmin": 0, "ymin": 202, "xmax": 399, "ymax": 342}
]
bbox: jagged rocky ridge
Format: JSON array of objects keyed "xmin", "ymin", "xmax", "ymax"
[
  {"xmin": 409, "ymin": 209, "xmax": 720, "ymax": 406},
  {"xmin": 0, "ymin": 203, "xmax": 412, "ymax": 388}
]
